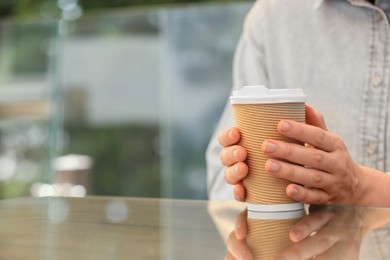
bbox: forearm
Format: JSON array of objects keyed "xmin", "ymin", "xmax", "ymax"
[{"xmin": 358, "ymin": 165, "xmax": 390, "ymax": 207}]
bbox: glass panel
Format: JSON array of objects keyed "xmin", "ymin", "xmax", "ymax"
[
  {"xmin": 0, "ymin": 1, "xmax": 251, "ymax": 200},
  {"xmin": 0, "ymin": 17, "xmax": 55, "ymax": 198},
  {"xmin": 60, "ymin": 9, "xmax": 162, "ymax": 198},
  {"xmin": 159, "ymin": 3, "xmax": 251, "ymax": 199}
]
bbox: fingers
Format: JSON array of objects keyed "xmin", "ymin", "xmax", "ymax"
[
  {"xmin": 219, "ymin": 128, "xmax": 241, "ymax": 147},
  {"xmin": 226, "ymin": 231, "xmax": 254, "ymax": 260},
  {"xmin": 275, "ymin": 230, "xmax": 338, "ymax": 260},
  {"xmin": 225, "ymin": 210, "xmax": 251, "ymax": 260},
  {"xmin": 235, "ymin": 210, "xmax": 248, "ymax": 240},
  {"xmin": 286, "ymin": 184, "xmax": 331, "ymax": 205},
  {"xmin": 225, "ymin": 162, "xmax": 248, "ymax": 185},
  {"xmin": 220, "ymin": 145, "xmax": 247, "ymax": 167},
  {"xmin": 262, "ymin": 140, "xmax": 335, "ymax": 173},
  {"xmin": 289, "ymin": 209, "xmax": 333, "ymax": 242},
  {"xmin": 225, "ymin": 251, "xmax": 235, "ymax": 260},
  {"xmin": 276, "ymin": 120, "xmax": 341, "ymax": 152},
  {"xmin": 264, "ymin": 159, "xmax": 334, "ymax": 189},
  {"xmin": 233, "ymin": 183, "xmax": 246, "ymax": 202},
  {"xmin": 221, "ymin": 144, "xmax": 248, "ymax": 187},
  {"xmin": 219, "ymin": 127, "xmax": 248, "ymax": 202}
]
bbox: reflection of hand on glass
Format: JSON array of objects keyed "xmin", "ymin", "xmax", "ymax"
[
  {"xmin": 226, "ymin": 206, "xmax": 390, "ymax": 260},
  {"xmin": 275, "ymin": 205, "xmax": 365, "ymax": 260},
  {"xmin": 225, "ymin": 209, "xmax": 302, "ymax": 260},
  {"xmin": 225, "ymin": 210, "xmax": 254, "ymax": 260},
  {"xmin": 276, "ymin": 205, "xmax": 390, "ymax": 260}
]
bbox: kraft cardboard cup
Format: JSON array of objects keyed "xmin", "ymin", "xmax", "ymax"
[
  {"xmin": 230, "ymin": 86, "xmax": 306, "ymax": 212},
  {"xmin": 246, "ymin": 210, "xmax": 305, "ymax": 259}
]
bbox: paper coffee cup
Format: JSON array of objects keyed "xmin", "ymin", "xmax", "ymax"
[
  {"xmin": 246, "ymin": 210, "xmax": 305, "ymax": 259},
  {"xmin": 230, "ymin": 86, "xmax": 306, "ymax": 212}
]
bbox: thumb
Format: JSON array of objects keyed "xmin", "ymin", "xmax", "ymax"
[{"xmin": 305, "ymin": 105, "xmax": 328, "ymax": 131}]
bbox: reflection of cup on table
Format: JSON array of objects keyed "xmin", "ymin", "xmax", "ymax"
[
  {"xmin": 246, "ymin": 210, "xmax": 305, "ymax": 259},
  {"xmin": 230, "ymin": 86, "xmax": 306, "ymax": 212}
]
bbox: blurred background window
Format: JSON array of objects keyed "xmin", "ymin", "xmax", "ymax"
[{"xmin": 0, "ymin": 0, "xmax": 252, "ymax": 200}]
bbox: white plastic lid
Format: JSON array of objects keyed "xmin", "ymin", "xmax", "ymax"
[{"xmin": 230, "ymin": 85, "xmax": 306, "ymax": 104}]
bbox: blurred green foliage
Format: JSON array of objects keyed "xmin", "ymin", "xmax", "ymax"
[
  {"xmin": 9, "ymin": 22, "xmax": 54, "ymax": 74},
  {"xmin": 63, "ymin": 124, "xmax": 161, "ymax": 198}
]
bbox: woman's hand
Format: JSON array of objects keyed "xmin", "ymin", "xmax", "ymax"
[
  {"xmin": 218, "ymin": 127, "xmax": 248, "ymax": 201},
  {"xmin": 219, "ymin": 105, "xmax": 390, "ymax": 206},
  {"xmin": 262, "ymin": 106, "xmax": 365, "ymax": 205},
  {"xmin": 219, "ymin": 106, "xmax": 332, "ymax": 203},
  {"xmin": 225, "ymin": 210, "xmax": 253, "ymax": 260}
]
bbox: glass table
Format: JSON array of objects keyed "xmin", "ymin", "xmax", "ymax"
[{"xmin": 0, "ymin": 196, "xmax": 389, "ymax": 259}]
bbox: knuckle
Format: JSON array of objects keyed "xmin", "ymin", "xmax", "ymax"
[
  {"xmin": 300, "ymin": 190, "xmax": 309, "ymax": 203},
  {"xmin": 283, "ymin": 145, "xmax": 294, "ymax": 158},
  {"xmin": 314, "ymin": 131, "xmax": 327, "ymax": 146},
  {"xmin": 333, "ymin": 134, "xmax": 347, "ymax": 150},
  {"xmin": 311, "ymin": 173, "xmax": 322, "ymax": 186},
  {"xmin": 331, "ymin": 154, "xmax": 344, "ymax": 169},
  {"xmin": 220, "ymin": 146, "xmax": 241, "ymax": 166},
  {"xmin": 225, "ymin": 164, "xmax": 246, "ymax": 185},
  {"xmin": 218, "ymin": 131, "xmax": 226, "ymax": 146},
  {"xmin": 318, "ymin": 236, "xmax": 332, "ymax": 250},
  {"xmin": 305, "ymin": 189, "xmax": 331, "ymax": 205},
  {"xmin": 286, "ymin": 166, "xmax": 297, "ymax": 180},
  {"xmin": 223, "ymin": 168, "xmax": 230, "ymax": 183},
  {"xmin": 224, "ymin": 167, "xmax": 235, "ymax": 184},
  {"xmin": 218, "ymin": 128, "xmax": 232, "ymax": 146},
  {"xmin": 310, "ymin": 151, "xmax": 324, "ymax": 166},
  {"xmin": 220, "ymin": 149, "xmax": 227, "ymax": 165}
]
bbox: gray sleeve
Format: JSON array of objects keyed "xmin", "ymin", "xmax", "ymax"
[{"xmin": 206, "ymin": 0, "xmax": 269, "ymax": 200}]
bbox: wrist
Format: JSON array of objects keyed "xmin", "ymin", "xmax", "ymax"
[
  {"xmin": 355, "ymin": 165, "xmax": 390, "ymax": 207},
  {"xmin": 353, "ymin": 165, "xmax": 371, "ymax": 206}
]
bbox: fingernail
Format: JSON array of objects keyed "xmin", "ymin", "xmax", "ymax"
[
  {"xmin": 262, "ymin": 141, "xmax": 276, "ymax": 153},
  {"xmin": 290, "ymin": 229, "xmax": 301, "ymax": 242},
  {"xmin": 288, "ymin": 186, "xmax": 298, "ymax": 196},
  {"xmin": 234, "ymin": 163, "xmax": 240, "ymax": 174},
  {"xmin": 266, "ymin": 160, "xmax": 280, "ymax": 172},
  {"xmin": 235, "ymin": 193, "xmax": 244, "ymax": 202},
  {"xmin": 228, "ymin": 129, "xmax": 234, "ymax": 139},
  {"xmin": 279, "ymin": 121, "xmax": 292, "ymax": 132},
  {"xmin": 233, "ymin": 149, "xmax": 239, "ymax": 158}
]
